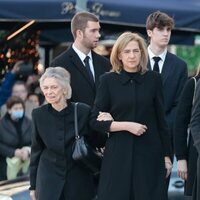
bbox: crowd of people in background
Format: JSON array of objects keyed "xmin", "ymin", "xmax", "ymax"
[
  {"xmin": 0, "ymin": 9, "xmax": 199, "ymax": 200},
  {"xmin": 0, "ymin": 61, "xmax": 44, "ymax": 182}
]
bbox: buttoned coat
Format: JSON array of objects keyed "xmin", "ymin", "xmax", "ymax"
[
  {"xmin": 50, "ymin": 46, "xmax": 111, "ymax": 106},
  {"xmin": 29, "ymin": 102, "xmax": 95, "ymax": 200},
  {"xmin": 90, "ymin": 70, "xmax": 171, "ymax": 200}
]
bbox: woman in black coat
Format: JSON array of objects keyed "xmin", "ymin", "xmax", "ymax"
[
  {"xmin": 190, "ymin": 78, "xmax": 200, "ymax": 200},
  {"xmin": 90, "ymin": 32, "xmax": 172, "ymax": 200},
  {"xmin": 174, "ymin": 70, "xmax": 200, "ymax": 197},
  {"xmin": 0, "ymin": 96, "xmax": 31, "ymax": 180},
  {"xmin": 29, "ymin": 67, "xmax": 95, "ymax": 200}
]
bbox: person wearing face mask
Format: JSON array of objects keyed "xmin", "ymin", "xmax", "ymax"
[
  {"xmin": 0, "ymin": 96, "xmax": 32, "ymax": 181},
  {"xmin": 0, "ymin": 80, "xmax": 37, "ymax": 119}
]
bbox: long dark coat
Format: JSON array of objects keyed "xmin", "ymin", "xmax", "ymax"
[
  {"xmin": 50, "ymin": 46, "xmax": 111, "ymax": 106},
  {"xmin": 90, "ymin": 70, "xmax": 171, "ymax": 200},
  {"xmin": 174, "ymin": 76, "xmax": 200, "ymax": 195},
  {"xmin": 190, "ymin": 80, "xmax": 200, "ymax": 200},
  {"xmin": 0, "ymin": 114, "xmax": 31, "ymax": 180},
  {"xmin": 29, "ymin": 102, "xmax": 95, "ymax": 200}
]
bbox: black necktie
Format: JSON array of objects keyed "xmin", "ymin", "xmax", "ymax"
[
  {"xmin": 153, "ymin": 56, "xmax": 161, "ymax": 73},
  {"xmin": 84, "ymin": 56, "xmax": 94, "ymax": 84}
]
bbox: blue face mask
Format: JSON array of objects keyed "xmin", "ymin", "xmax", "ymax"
[{"xmin": 11, "ymin": 110, "xmax": 24, "ymax": 120}]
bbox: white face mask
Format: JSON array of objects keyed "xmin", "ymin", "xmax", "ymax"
[{"xmin": 11, "ymin": 110, "xmax": 24, "ymax": 120}]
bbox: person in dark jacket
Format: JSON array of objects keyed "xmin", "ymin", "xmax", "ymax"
[
  {"xmin": 146, "ymin": 11, "xmax": 188, "ymax": 192},
  {"xmin": 190, "ymin": 78, "xmax": 200, "ymax": 200},
  {"xmin": 29, "ymin": 67, "xmax": 96, "ymax": 200},
  {"xmin": 0, "ymin": 96, "xmax": 31, "ymax": 180},
  {"xmin": 90, "ymin": 32, "xmax": 172, "ymax": 200},
  {"xmin": 50, "ymin": 11, "xmax": 111, "ymax": 106},
  {"xmin": 174, "ymin": 65, "xmax": 200, "ymax": 198}
]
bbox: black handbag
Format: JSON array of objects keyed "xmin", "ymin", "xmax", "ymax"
[{"xmin": 72, "ymin": 102, "xmax": 103, "ymax": 175}]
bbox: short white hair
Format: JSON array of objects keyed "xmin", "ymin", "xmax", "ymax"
[{"xmin": 40, "ymin": 67, "xmax": 72, "ymax": 99}]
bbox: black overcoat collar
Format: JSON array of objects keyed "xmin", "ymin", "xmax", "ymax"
[{"xmin": 118, "ymin": 69, "xmax": 144, "ymax": 85}]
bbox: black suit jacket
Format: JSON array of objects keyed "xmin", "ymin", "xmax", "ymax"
[
  {"xmin": 51, "ymin": 46, "xmax": 111, "ymax": 106},
  {"xmin": 148, "ymin": 52, "xmax": 188, "ymax": 133}
]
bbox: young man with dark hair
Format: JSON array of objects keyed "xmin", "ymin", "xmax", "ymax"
[{"xmin": 146, "ymin": 10, "xmax": 188, "ymax": 191}]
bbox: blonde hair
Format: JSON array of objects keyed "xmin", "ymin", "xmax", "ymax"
[
  {"xmin": 110, "ymin": 32, "xmax": 148, "ymax": 74},
  {"xmin": 40, "ymin": 67, "xmax": 72, "ymax": 99}
]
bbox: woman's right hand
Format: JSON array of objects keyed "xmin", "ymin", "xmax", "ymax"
[
  {"xmin": 177, "ymin": 159, "xmax": 188, "ymax": 180},
  {"xmin": 30, "ymin": 190, "xmax": 36, "ymax": 200},
  {"xmin": 126, "ymin": 122, "xmax": 147, "ymax": 136},
  {"xmin": 97, "ymin": 112, "xmax": 114, "ymax": 121}
]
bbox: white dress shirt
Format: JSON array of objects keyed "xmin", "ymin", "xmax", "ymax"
[
  {"xmin": 72, "ymin": 44, "xmax": 95, "ymax": 80},
  {"xmin": 148, "ymin": 46, "xmax": 167, "ymax": 73}
]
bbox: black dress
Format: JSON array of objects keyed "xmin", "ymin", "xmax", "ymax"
[{"xmin": 90, "ymin": 70, "xmax": 171, "ymax": 200}]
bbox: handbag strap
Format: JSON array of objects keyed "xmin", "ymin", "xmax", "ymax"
[
  {"xmin": 192, "ymin": 76, "xmax": 197, "ymax": 105},
  {"xmin": 74, "ymin": 102, "xmax": 80, "ymax": 139}
]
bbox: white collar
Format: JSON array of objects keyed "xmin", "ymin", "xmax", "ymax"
[
  {"xmin": 148, "ymin": 46, "xmax": 167, "ymax": 62},
  {"xmin": 72, "ymin": 44, "xmax": 92, "ymax": 63}
]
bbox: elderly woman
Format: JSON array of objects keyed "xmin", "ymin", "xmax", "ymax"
[
  {"xmin": 90, "ymin": 32, "xmax": 172, "ymax": 200},
  {"xmin": 0, "ymin": 96, "xmax": 31, "ymax": 180},
  {"xmin": 29, "ymin": 67, "xmax": 95, "ymax": 200}
]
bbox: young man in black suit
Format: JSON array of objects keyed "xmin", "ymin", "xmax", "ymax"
[
  {"xmin": 51, "ymin": 11, "xmax": 111, "ymax": 106},
  {"xmin": 146, "ymin": 10, "xmax": 188, "ymax": 189}
]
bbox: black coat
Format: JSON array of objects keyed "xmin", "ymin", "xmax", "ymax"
[
  {"xmin": 148, "ymin": 52, "xmax": 188, "ymax": 138},
  {"xmin": 50, "ymin": 46, "xmax": 111, "ymax": 106},
  {"xmin": 174, "ymin": 76, "xmax": 200, "ymax": 195},
  {"xmin": 190, "ymin": 80, "xmax": 200, "ymax": 200},
  {"xmin": 29, "ymin": 102, "xmax": 95, "ymax": 200},
  {"xmin": 0, "ymin": 114, "xmax": 31, "ymax": 180},
  {"xmin": 90, "ymin": 70, "xmax": 171, "ymax": 200}
]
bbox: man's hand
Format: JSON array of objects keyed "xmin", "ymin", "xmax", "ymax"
[{"xmin": 177, "ymin": 159, "xmax": 188, "ymax": 180}]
